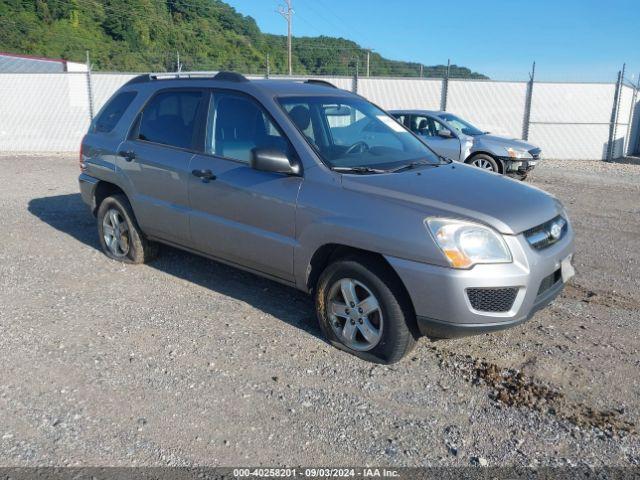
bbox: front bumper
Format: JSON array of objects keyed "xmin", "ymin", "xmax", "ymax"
[
  {"xmin": 499, "ymin": 157, "xmax": 538, "ymax": 174},
  {"xmin": 386, "ymin": 225, "xmax": 574, "ymax": 338}
]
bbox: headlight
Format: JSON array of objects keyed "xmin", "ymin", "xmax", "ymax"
[
  {"xmin": 505, "ymin": 147, "xmax": 532, "ymax": 159},
  {"xmin": 426, "ymin": 218, "xmax": 512, "ymax": 269}
]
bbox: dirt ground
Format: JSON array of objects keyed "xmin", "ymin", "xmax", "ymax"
[{"xmin": 0, "ymin": 154, "xmax": 639, "ymax": 467}]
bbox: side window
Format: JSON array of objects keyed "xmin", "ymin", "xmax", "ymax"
[
  {"xmin": 93, "ymin": 91, "xmax": 137, "ymax": 133},
  {"xmin": 208, "ymin": 92, "xmax": 290, "ymax": 162},
  {"xmin": 412, "ymin": 115, "xmax": 444, "ymax": 137},
  {"xmin": 138, "ymin": 90, "xmax": 204, "ymax": 149},
  {"xmin": 283, "ymin": 102, "xmax": 316, "ymax": 143},
  {"xmin": 392, "ymin": 114, "xmax": 407, "ymax": 126}
]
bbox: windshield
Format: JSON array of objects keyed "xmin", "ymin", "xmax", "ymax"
[
  {"xmin": 278, "ymin": 96, "xmax": 439, "ymax": 170},
  {"xmin": 438, "ymin": 113, "xmax": 485, "ymax": 136}
]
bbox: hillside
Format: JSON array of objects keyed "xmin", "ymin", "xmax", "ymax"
[{"xmin": 0, "ymin": 0, "xmax": 487, "ymax": 78}]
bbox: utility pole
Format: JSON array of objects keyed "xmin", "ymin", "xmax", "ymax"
[
  {"xmin": 522, "ymin": 61, "xmax": 535, "ymax": 141},
  {"xmin": 176, "ymin": 51, "xmax": 182, "ymax": 72},
  {"xmin": 85, "ymin": 50, "xmax": 94, "ymax": 121},
  {"xmin": 278, "ymin": 0, "xmax": 294, "ymax": 76},
  {"xmin": 420, "ymin": 64, "xmax": 423, "ymax": 78},
  {"xmin": 266, "ymin": 53, "xmax": 270, "ymax": 78},
  {"xmin": 366, "ymin": 49, "xmax": 370, "ymax": 77}
]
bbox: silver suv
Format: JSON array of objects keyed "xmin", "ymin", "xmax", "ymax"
[
  {"xmin": 390, "ymin": 110, "xmax": 541, "ymax": 180},
  {"xmin": 79, "ymin": 72, "xmax": 574, "ymax": 364}
]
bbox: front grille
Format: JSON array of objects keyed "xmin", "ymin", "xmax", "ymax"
[
  {"xmin": 467, "ymin": 287, "xmax": 518, "ymax": 312},
  {"xmin": 524, "ymin": 215, "xmax": 567, "ymax": 250},
  {"xmin": 537, "ymin": 269, "xmax": 562, "ymax": 296},
  {"xmin": 528, "ymin": 148, "xmax": 542, "ymax": 160}
]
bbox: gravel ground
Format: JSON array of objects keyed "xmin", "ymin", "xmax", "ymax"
[{"xmin": 0, "ymin": 155, "xmax": 639, "ymax": 467}]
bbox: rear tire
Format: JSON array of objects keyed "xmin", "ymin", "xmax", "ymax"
[
  {"xmin": 96, "ymin": 194, "xmax": 158, "ymax": 264},
  {"xmin": 466, "ymin": 153, "xmax": 500, "ymax": 173},
  {"xmin": 315, "ymin": 255, "xmax": 417, "ymax": 364}
]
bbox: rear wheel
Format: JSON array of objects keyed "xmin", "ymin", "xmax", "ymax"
[
  {"xmin": 315, "ymin": 255, "xmax": 417, "ymax": 364},
  {"xmin": 97, "ymin": 194, "xmax": 158, "ymax": 264},
  {"xmin": 466, "ymin": 153, "xmax": 500, "ymax": 173}
]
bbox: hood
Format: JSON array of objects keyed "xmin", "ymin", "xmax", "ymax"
[
  {"xmin": 341, "ymin": 162, "xmax": 560, "ymax": 235},
  {"xmin": 474, "ymin": 134, "xmax": 538, "ymax": 153}
]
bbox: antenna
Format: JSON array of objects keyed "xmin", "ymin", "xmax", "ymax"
[{"xmin": 278, "ymin": 0, "xmax": 294, "ymax": 75}]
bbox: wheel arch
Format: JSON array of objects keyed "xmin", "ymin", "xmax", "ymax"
[
  {"xmin": 93, "ymin": 181, "xmax": 127, "ymax": 216},
  {"xmin": 305, "ymin": 243, "xmax": 416, "ymax": 317}
]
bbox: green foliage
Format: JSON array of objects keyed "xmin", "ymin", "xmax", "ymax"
[{"xmin": 0, "ymin": 0, "xmax": 488, "ymax": 78}]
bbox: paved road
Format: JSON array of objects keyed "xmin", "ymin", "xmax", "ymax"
[{"xmin": 0, "ymin": 155, "xmax": 638, "ymax": 467}]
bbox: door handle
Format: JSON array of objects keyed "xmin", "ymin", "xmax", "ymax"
[
  {"xmin": 192, "ymin": 169, "xmax": 216, "ymax": 182},
  {"xmin": 118, "ymin": 150, "xmax": 136, "ymax": 162}
]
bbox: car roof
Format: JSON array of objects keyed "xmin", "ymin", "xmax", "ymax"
[
  {"xmin": 388, "ymin": 109, "xmax": 446, "ymax": 116},
  {"xmin": 123, "ymin": 72, "xmax": 354, "ymax": 98}
]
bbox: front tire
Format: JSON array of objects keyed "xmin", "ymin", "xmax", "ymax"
[
  {"xmin": 97, "ymin": 194, "xmax": 158, "ymax": 264},
  {"xmin": 315, "ymin": 255, "xmax": 417, "ymax": 364},
  {"xmin": 466, "ymin": 153, "xmax": 500, "ymax": 173}
]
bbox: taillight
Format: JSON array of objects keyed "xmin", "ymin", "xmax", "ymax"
[{"xmin": 79, "ymin": 135, "xmax": 87, "ymax": 172}]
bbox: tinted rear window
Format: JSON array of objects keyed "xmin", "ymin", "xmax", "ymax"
[
  {"xmin": 137, "ymin": 90, "xmax": 204, "ymax": 150},
  {"xmin": 94, "ymin": 91, "xmax": 137, "ymax": 133}
]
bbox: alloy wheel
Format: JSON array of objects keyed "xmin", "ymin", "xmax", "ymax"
[
  {"xmin": 102, "ymin": 208, "xmax": 130, "ymax": 257},
  {"xmin": 327, "ymin": 278, "xmax": 383, "ymax": 351},
  {"xmin": 471, "ymin": 158, "xmax": 496, "ymax": 171}
]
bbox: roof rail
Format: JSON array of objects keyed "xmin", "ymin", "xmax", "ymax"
[
  {"xmin": 124, "ymin": 74, "xmax": 152, "ymax": 85},
  {"xmin": 305, "ymin": 79, "xmax": 337, "ymax": 88},
  {"xmin": 214, "ymin": 71, "xmax": 249, "ymax": 82},
  {"xmin": 123, "ymin": 71, "xmax": 249, "ymax": 86}
]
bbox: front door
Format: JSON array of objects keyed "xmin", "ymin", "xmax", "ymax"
[
  {"xmin": 411, "ymin": 114, "xmax": 462, "ymax": 160},
  {"xmin": 188, "ymin": 91, "xmax": 302, "ymax": 281},
  {"xmin": 118, "ymin": 89, "xmax": 206, "ymax": 245}
]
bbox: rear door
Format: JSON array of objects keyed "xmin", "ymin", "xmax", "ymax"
[
  {"xmin": 117, "ymin": 89, "xmax": 206, "ymax": 245},
  {"xmin": 188, "ymin": 90, "xmax": 302, "ymax": 281},
  {"xmin": 411, "ymin": 114, "xmax": 462, "ymax": 160}
]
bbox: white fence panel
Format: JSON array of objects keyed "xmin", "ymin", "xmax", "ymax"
[
  {"xmin": 0, "ymin": 72, "xmax": 636, "ymax": 159},
  {"xmin": 528, "ymin": 83, "xmax": 618, "ymax": 159},
  {"xmin": 447, "ymin": 80, "xmax": 527, "ymax": 138},
  {"xmin": 0, "ymin": 73, "xmax": 90, "ymax": 151},
  {"xmin": 528, "ymin": 123, "xmax": 610, "ymax": 160},
  {"xmin": 357, "ymin": 78, "xmax": 442, "ymax": 110},
  {"xmin": 530, "ymin": 83, "xmax": 615, "ymax": 123}
]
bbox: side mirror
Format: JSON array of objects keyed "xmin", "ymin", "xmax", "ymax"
[
  {"xmin": 438, "ymin": 129, "xmax": 454, "ymax": 139},
  {"xmin": 250, "ymin": 147, "xmax": 301, "ymax": 175}
]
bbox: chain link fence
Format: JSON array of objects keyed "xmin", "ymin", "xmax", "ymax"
[{"xmin": 0, "ymin": 70, "xmax": 637, "ymax": 160}]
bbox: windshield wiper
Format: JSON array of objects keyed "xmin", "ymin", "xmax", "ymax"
[
  {"xmin": 331, "ymin": 166, "xmax": 388, "ymax": 174},
  {"xmin": 437, "ymin": 155, "xmax": 454, "ymax": 164},
  {"xmin": 389, "ymin": 160, "xmax": 436, "ymax": 173}
]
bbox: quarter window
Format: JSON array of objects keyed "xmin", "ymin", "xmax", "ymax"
[
  {"xmin": 138, "ymin": 90, "xmax": 204, "ymax": 149},
  {"xmin": 207, "ymin": 92, "xmax": 290, "ymax": 162},
  {"xmin": 93, "ymin": 91, "xmax": 136, "ymax": 133}
]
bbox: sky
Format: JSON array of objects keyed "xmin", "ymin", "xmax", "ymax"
[{"xmin": 227, "ymin": 0, "xmax": 639, "ymax": 83}]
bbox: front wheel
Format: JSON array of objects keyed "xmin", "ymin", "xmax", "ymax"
[
  {"xmin": 315, "ymin": 255, "xmax": 417, "ymax": 364},
  {"xmin": 466, "ymin": 154, "xmax": 500, "ymax": 173}
]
